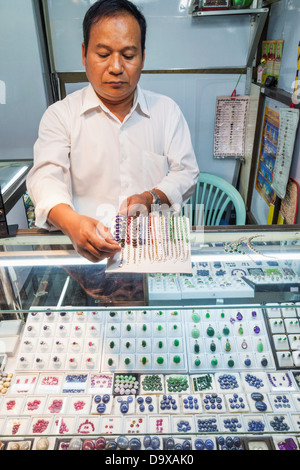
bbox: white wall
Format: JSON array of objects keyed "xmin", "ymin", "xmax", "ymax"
[{"xmin": 0, "ymin": 0, "xmax": 48, "ymax": 160}]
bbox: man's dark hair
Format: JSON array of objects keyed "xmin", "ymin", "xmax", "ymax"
[{"xmin": 83, "ymin": 0, "xmax": 147, "ymax": 54}]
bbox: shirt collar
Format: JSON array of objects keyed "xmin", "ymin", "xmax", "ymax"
[{"xmin": 80, "ymin": 83, "xmax": 150, "ymax": 118}]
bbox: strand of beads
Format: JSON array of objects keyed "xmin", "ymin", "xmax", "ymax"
[
  {"xmin": 131, "ymin": 216, "xmax": 138, "ymax": 265},
  {"xmin": 126, "ymin": 217, "xmax": 131, "ymax": 265},
  {"xmin": 118, "ymin": 215, "xmax": 127, "ymax": 268},
  {"xmin": 138, "ymin": 214, "xmax": 143, "ymax": 264}
]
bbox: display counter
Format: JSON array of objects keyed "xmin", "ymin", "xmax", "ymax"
[{"xmin": 0, "ymin": 225, "xmax": 300, "ymax": 451}]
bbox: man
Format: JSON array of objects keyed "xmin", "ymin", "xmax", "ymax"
[{"xmin": 27, "ymin": 0, "xmax": 199, "ymax": 263}]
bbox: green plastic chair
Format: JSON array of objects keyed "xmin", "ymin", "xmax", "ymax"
[{"xmin": 183, "ymin": 172, "xmax": 246, "ymax": 226}]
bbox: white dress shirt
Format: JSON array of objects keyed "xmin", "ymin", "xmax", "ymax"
[{"xmin": 27, "ymin": 84, "xmax": 199, "ymax": 228}]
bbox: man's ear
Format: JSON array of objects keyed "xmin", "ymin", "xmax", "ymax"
[
  {"xmin": 82, "ymin": 42, "xmax": 86, "ymax": 66},
  {"xmin": 141, "ymin": 49, "xmax": 145, "ymax": 69}
]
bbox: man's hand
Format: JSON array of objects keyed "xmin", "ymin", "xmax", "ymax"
[
  {"xmin": 48, "ymin": 204, "xmax": 120, "ymax": 263},
  {"xmin": 118, "ymin": 190, "xmax": 170, "ymax": 216},
  {"xmin": 118, "ymin": 192, "xmax": 152, "ymax": 216}
]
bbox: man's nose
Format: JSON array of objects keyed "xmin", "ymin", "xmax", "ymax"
[{"xmin": 108, "ymin": 53, "xmax": 124, "ymax": 74}]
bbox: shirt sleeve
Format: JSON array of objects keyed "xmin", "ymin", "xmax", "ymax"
[
  {"xmin": 154, "ymin": 101, "xmax": 199, "ymax": 210},
  {"xmin": 26, "ymin": 102, "xmax": 75, "ymax": 229}
]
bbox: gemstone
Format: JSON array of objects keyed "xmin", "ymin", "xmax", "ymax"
[
  {"xmin": 192, "ymin": 312, "xmax": 200, "ymax": 322},
  {"xmin": 166, "ymin": 438, "xmax": 175, "ymax": 450},
  {"xmin": 251, "ymin": 392, "xmax": 264, "ymax": 402},
  {"xmin": 105, "ymin": 441, "xmax": 118, "ymax": 450},
  {"xmin": 261, "ymin": 358, "xmax": 268, "ymax": 367},
  {"xmin": 117, "ymin": 436, "xmax": 129, "ymax": 450},
  {"xmin": 207, "ymin": 326, "xmax": 215, "ymax": 337},
  {"xmin": 255, "ymin": 401, "xmax": 267, "ymax": 412},
  {"xmin": 143, "ymin": 436, "xmax": 151, "ymax": 448},
  {"xmin": 257, "ymin": 340, "xmax": 264, "ymax": 352},
  {"xmin": 82, "ymin": 439, "xmax": 95, "ymax": 451},
  {"xmin": 223, "ymin": 326, "xmax": 230, "ymax": 336},
  {"xmin": 192, "ymin": 327, "xmax": 200, "ymax": 339},
  {"xmin": 210, "ymin": 341, "xmax": 216, "ymax": 352},
  {"xmin": 128, "ymin": 438, "xmax": 142, "ymax": 450}
]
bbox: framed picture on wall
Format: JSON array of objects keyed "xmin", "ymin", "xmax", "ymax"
[{"xmin": 201, "ymin": 0, "xmax": 229, "ymax": 10}]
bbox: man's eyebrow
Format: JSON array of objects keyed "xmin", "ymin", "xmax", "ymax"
[{"xmin": 95, "ymin": 44, "xmax": 138, "ymax": 51}]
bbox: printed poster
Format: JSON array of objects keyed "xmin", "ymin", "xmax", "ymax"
[{"xmin": 255, "ymin": 107, "xmax": 279, "ymax": 205}]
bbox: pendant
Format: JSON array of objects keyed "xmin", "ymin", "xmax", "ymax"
[{"xmin": 206, "ymin": 325, "xmax": 215, "ymax": 337}]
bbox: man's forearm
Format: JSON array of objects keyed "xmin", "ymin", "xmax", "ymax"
[{"xmin": 47, "ymin": 203, "xmax": 79, "ymax": 235}]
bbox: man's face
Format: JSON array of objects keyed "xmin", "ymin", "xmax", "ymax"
[{"xmin": 82, "ymin": 13, "xmax": 145, "ymax": 105}]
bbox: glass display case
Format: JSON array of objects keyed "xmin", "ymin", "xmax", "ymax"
[{"xmin": 0, "ymin": 226, "xmax": 300, "ymax": 451}]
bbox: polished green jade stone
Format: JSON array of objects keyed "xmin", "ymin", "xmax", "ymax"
[
  {"xmin": 225, "ymin": 340, "xmax": 231, "ymax": 352},
  {"xmin": 206, "ymin": 325, "xmax": 215, "ymax": 337},
  {"xmin": 194, "ymin": 342, "xmax": 200, "ymax": 354},
  {"xmin": 124, "ymin": 358, "xmax": 130, "ymax": 365},
  {"xmin": 257, "ymin": 340, "xmax": 264, "ymax": 352},
  {"xmin": 192, "ymin": 327, "xmax": 200, "ymax": 339},
  {"xmin": 157, "ymin": 356, "xmax": 164, "ymax": 364},
  {"xmin": 194, "ymin": 358, "xmax": 201, "ymax": 366},
  {"xmin": 211, "ymin": 358, "xmax": 218, "ymax": 366},
  {"xmin": 228, "ymin": 359, "xmax": 235, "ymax": 368},
  {"xmin": 173, "ymin": 355, "xmax": 181, "ymax": 364},
  {"xmin": 192, "ymin": 312, "xmax": 200, "ymax": 322},
  {"xmin": 210, "ymin": 341, "xmax": 216, "ymax": 353},
  {"xmin": 174, "ymin": 339, "xmax": 180, "ymax": 347},
  {"xmin": 223, "ymin": 325, "xmax": 230, "ymax": 336},
  {"xmin": 158, "ymin": 341, "xmax": 163, "ymax": 349},
  {"xmin": 108, "ymin": 358, "xmax": 114, "ymax": 366}
]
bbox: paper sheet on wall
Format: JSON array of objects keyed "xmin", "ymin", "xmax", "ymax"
[
  {"xmin": 213, "ymin": 96, "xmax": 249, "ymax": 158},
  {"xmin": 272, "ymin": 108, "xmax": 299, "ymax": 200},
  {"xmin": 106, "ymin": 214, "xmax": 192, "ymax": 274}
]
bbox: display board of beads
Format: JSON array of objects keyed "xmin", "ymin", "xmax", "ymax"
[{"xmin": 107, "ymin": 214, "xmax": 192, "ymax": 273}]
